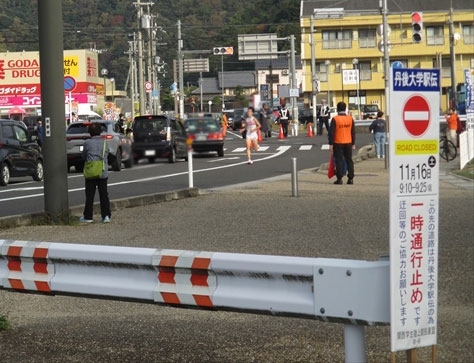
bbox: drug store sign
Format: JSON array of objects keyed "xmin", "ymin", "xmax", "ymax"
[{"xmin": 389, "ymin": 68, "xmax": 440, "ymax": 352}]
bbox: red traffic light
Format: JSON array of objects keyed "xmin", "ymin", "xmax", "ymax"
[
  {"xmin": 411, "ymin": 12, "xmax": 422, "ymax": 23},
  {"xmin": 411, "ymin": 12, "xmax": 423, "ymax": 43}
]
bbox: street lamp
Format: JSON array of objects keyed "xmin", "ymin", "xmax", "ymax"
[
  {"xmin": 325, "ymin": 60, "xmax": 331, "ymax": 106},
  {"xmin": 101, "ymin": 68, "xmax": 108, "ymax": 102},
  {"xmin": 110, "ymin": 77, "xmax": 115, "ymax": 103},
  {"xmin": 352, "ymin": 58, "xmax": 361, "ymax": 120}
]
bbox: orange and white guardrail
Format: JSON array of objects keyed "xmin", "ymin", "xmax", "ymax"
[{"xmin": 0, "ymin": 239, "xmax": 390, "ymax": 325}]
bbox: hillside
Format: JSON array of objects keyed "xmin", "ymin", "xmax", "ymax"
[{"xmin": 0, "ymin": 0, "xmax": 301, "ymax": 91}]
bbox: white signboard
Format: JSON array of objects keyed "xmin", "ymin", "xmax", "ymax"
[
  {"xmin": 342, "ymin": 69, "xmax": 358, "ymax": 85},
  {"xmin": 389, "ymin": 68, "xmax": 440, "ymax": 352}
]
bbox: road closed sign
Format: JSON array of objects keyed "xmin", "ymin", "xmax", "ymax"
[
  {"xmin": 403, "ymin": 95, "xmax": 430, "ymax": 137},
  {"xmin": 389, "ymin": 68, "xmax": 440, "ymax": 353}
]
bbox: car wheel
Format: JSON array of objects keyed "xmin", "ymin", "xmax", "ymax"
[
  {"xmin": 217, "ymin": 145, "xmax": 224, "ymax": 157},
  {"xmin": 168, "ymin": 147, "xmax": 176, "ymax": 163},
  {"xmin": 0, "ymin": 164, "xmax": 10, "ymax": 186},
  {"xmin": 112, "ymin": 150, "xmax": 122, "ymax": 171},
  {"xmin": 75, "ymin": 163, "xmax": 84, "ymax": 173},
  {"xmin": 148, "ymin": 157, "xmax": 155, "ymax": 164},
  {"xmin": 32, "ymin": 160, "xmax": 44, "ymax": 181}
]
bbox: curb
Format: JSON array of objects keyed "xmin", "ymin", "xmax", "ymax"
[{"xmin": 0, "ymin": 188, "xmax": 201, "ymax": 229}]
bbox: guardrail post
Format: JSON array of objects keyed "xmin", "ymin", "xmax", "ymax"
[
  {"xmin": 291, "ymin": 157, "xmax": 298, "ymax": 197},
  {"xmin": 344, "ymin": 324, "xmax": 366, "ymax": 363}
]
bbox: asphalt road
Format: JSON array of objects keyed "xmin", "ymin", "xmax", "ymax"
[
  {"xmin": 0, "ymin": 156, "xmax": 472, "ymax": 363},
  {"xmin": 0, "ymin": 131, "xmax": 373, "ymax": 218}
]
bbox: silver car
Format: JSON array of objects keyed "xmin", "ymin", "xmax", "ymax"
[{"xmin": 66, "ymin": 120, "xmax": 133, "ymax": 172}]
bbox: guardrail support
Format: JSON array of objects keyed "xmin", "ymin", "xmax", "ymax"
[{"xmin": 344, "ymin": 324, "xmax": 366, "ymax": 363}]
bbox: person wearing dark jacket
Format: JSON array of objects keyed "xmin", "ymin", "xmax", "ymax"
[
  {"xmin": 80, "ymin": 122, "xmax": 111, "ymax": 223},
  {"xmin": 328, "ymin": 101, "xmax": 356, "ymax": 185},
  {"xmin": 369, "ymin": 111, "xmax": 387, "ymax": 158}
]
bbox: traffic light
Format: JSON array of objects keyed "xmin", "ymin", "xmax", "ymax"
[
  {"xmin": 411, "ymin": 12, "xmax": 423, "ymax": 43},
  {"xmin": 213, "ymin": 47, "xmax": 234, "ymax": 55}
]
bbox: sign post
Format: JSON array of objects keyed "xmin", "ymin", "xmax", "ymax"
[{"xmin": 389, "ymin": 68, "xmax": 440, "ymax": 355}]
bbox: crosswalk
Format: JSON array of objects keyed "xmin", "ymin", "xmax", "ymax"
[{"xmin": 229, "ymin": 144, "xmax": 328, "ymax": 153}]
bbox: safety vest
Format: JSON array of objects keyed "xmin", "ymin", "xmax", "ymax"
[
  {"xmin": 333, "ymin": 114, "xmax": 353, "ymax": 144},
  {"xmin": 280, "ymin": 109, "xmax": 288, "ymax": 120}
]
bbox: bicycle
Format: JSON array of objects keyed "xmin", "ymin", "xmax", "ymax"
[{"xmin": 439, "ymin": 128, "xmax": 457, "ymax": 161}]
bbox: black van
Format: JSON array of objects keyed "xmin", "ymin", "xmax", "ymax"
[
  {"xmin": 131, "ymin": 115, "xmax": 188, "ymax": 164},
  {"xmin": 0, "ymin": 119, "xmax": 44, "ymax": 186}
]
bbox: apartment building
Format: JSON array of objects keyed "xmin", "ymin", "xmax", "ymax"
[{"xmin": 299, "ymin": 0, "xmax": 474, "ymax": 116}]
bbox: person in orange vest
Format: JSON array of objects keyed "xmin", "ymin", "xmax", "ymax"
[
  {"xmin": 221, "ymin": 111, "xmax": 228, "ymax": 138},
  {"xmin": 444, "ymin": 107, "xmax": 459, "ymax": 146},
  {"xmin": 328, "ymin": 101, "xmax": 356, "ymax": 185}
]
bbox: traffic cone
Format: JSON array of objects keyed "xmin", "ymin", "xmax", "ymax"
[
  {"xmin": 307, "ymin": 123, "xmax": 314, "ymax": 137},
  {"xmin": 257, "ymin": 129, "xmax": 263, "ymax": 142},
  {"xmin": 278, "ymin": 124, "xmax": 285, "ymax": 139}
]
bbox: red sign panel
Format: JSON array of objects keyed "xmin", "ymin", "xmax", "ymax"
[{"xmin": 402, "ymin": 95, "xmax": 430, "ymax": 137}]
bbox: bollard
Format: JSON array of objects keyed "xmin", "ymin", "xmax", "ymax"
[
  {"xmin": 291, "ymin": 157, "xmax": 298, "ymax": 197},
  {"xmin": 384, "ymin": 142, "xmax": 389, "ymax": 169},
  {"xmin": 188, "ymin": 149, "xmax": 193, "ymax": 188}
]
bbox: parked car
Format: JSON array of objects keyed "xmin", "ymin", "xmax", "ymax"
[
  {"xmin": 131, "ymin": 115, "xmax": 188, "ymax": 164},
  {"xmin": 362, "ymin": 104, "xmax": 379, "ymax": 120},
  {"xmin": 66, "ymin": 120, "xmax": 133, "ymax": 172},
  {"xmin": 184, "ymin": 116, "xmax": 225, "ymax": 157},
  {"xmin": 0, "ymin": 119, "xmax": 44, "ymax": 186}
]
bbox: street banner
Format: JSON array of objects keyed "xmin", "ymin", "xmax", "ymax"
[{"xmin": 389, "ymin": 67, "xmax": 440, "ymax": 352}]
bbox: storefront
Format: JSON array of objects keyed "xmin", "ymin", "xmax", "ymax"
[{"xmin": 0, "ymin": 49, "xmax": 102, "ymax": 119}]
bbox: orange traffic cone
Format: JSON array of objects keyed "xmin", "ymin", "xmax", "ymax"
[
  {"xmin": 278, "ymin": 124, "xmax": 285, "ymax": 139},
  {"xmin": 307, "ymin": 123, "xmax": 314, "ymax": 137},
  {"xmin": 257, "ymin": 129, "xmax": 263, "ymax": 142}
]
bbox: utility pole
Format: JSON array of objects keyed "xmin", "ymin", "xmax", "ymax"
[
  {"xmin": 177, "ymin": 20, "xmax": 184, "ymax": 120},
  {"xmin": 310, "ymin": 15, "xmax": 317, "ymax": 128},
  {"xmin": 381, "ymin": 0, "xmax": 390, "ymax": 117},
  {"xmin": 289, "ymin": 35, "xmax": 298, "ymax": 123},
  {"xmin": 134, "ymin": 1, "xmax": 146, "ymax": 115},
  {"xmin": 37, "ymin": 0, "xmax": 69, "ymax": 220},
  {"xmin": 449, "ymin": 4, "xmax": 457, "ymax": 108}
]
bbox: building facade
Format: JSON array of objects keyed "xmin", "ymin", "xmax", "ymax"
[
  {"xmin": 299, "ymin": 0, "xmax": 474, "ymax": 117},
  {"xmin": 0, "ymin": 49, "xmax": 107, "ymax": 118}
]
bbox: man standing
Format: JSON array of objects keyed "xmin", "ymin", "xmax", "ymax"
[
  {"xmin": 278, "ymin": 104, "xmax": 291, "ymax": 138},
  {"xmin": 317, "ymin": 99, "xmax": 330, "ymax": 136},
  {"xmin": 328, "ymin": 101, "xmax": 355, "ymax": 185}
]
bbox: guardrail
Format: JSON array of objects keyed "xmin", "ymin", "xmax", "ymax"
[{"xmin": 0, "ymin": 239, "xmax": 390, "ymax": 362}]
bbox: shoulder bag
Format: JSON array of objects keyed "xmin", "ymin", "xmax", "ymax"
[{"xmin": 83, "ymin": 140, "xmax": 106, "ymax": 179}]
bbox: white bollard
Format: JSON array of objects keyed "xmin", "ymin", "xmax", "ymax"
[{"xmin": 187, "ymin": 149, "xmax": 193, "ymax": 188}]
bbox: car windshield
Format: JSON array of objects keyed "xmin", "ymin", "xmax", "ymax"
[{"xmin": 185, "ymin": 118, "xmax": 219, "ymax": 132}]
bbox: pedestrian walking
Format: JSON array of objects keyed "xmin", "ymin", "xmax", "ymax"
[
  {"xmin": 369, "ymin": 111, "xmax": 387, "ymax": 158},
  {"xmin": 81, "ymin": 122, "xmax": 111, "ymax": 223},
  {"xmin": 277, "ymin": 104, "xmax": 291, "ymax": 138},
  {"xmin": 259, "ymin": 103, "xmax": 272, "ymax": 138},
  {"xmin": 241, "ymin": 107, "xmax": 261, "ymax": 164},
  {"xmin": 328, "ymin": 101, "xmax": 355, "ymax": 185},
  {"xmin": 317, "ymin": 99, "xmax": 330, "ymax": 136},
  {"xmin": 35, "ymin": 117, "xmax": 43, "ymax": 147}
]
